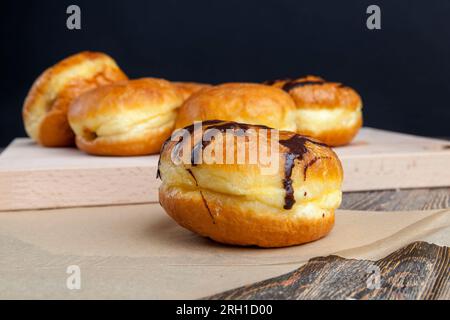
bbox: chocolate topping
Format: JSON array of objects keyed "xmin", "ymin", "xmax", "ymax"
[
  {"xmin": 156, "ymin": 159, "xmax": 161, "ymax": 179},
  {"xmin": 187, "ymin": 169, "xmax": 215, "ymax": 224},
  {"xmin": 303, "ymin": 156, "xmax": 331, "ymax": 181},
  {"xmin": 189, "ymin": 121, "xmax": 271, "ymax": 166},
  {"xmin": 282, "ymin": 80, "xmax": 325, "ymax": 92},
  {"xmin": 182, "ymin": 119, "xmax": 224, "ymax": 135},
  {"xmin": 263, "ymin": 78, "xmax": 291, "ymax": 86},
  {"xmin": 158, "ymin": 120, "xmax": 330, "ymax": 212},
  {"xmin": 279, "ymin": 135, "xmax": 328, "ymax": 210}
]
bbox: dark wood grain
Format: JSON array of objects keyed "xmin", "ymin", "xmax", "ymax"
[
  {"xmin": 341, "ymin": 187, "xmax": 450, "ymax": 211},
  {"xmin": 208, "ymin": 242, "xmax": 450, "ymax": 300}
]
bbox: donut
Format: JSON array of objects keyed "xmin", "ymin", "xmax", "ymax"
[
  {"xmin": 22, "ymin": 51, "xmax": 128, "ymax": 147},
  {"xmin": 172, "ymin": 82, "xmax": 211, "ymax": 101},
  {"xmin": 174, "ymin": 83, "xmax": 297, "ymax": 132},
  {"xmin": 68, "ymin": 78, "xmax": 184, "ymax": 156},
  {"xmin": 158, "ymin": 120, "xmax": 343, "ymax": 247},
  {"xmin": 265, "ymin": 76, "xmax": 363, "ymax": 146}
]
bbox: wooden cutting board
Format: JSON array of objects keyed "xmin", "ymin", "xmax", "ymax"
[{"xmin": 1, "ymin": 127, "xmax": 449, "ymax": 211}]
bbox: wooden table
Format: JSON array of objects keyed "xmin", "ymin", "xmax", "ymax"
[
  {"xmin": 209, "ymin": 187, "xmax": 450, "ymax": 300},
  {"xmin": 206, "ymin": 188, "xmax": 450, "ymax": 300},
  {"xmin": 342, "ymin": 134, "xmax": 449, "ymax": 211},
  {"xmin": 342, "ymin": 187, "xmax": 449, "ymax": 211}
]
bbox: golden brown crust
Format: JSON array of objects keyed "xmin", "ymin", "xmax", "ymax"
[
  {"xmin": 73, "ymin": 123, "xmax": 174, "ymax": 156},
  {"xmin": 269, "ymin": 75, "xmax": 362, "ymax": 110},
  {"xmin": 22, "ymin": 51, "xmax": 128, "ymax": 147},
  {"xmin": 296, "ymin": 110, "xmax": 363, "ymax": 147},
  {"xmin": 267, "ymin": 75, "xmax": 363, "ymax": 146},
  {"xmin": 158, "ymin": 121, "xmax": 343, "ymax": 247},
  {"xmin": 173, "ymin": 82, "xmax": 212, "ymax": 101},
  {"xmin": 68, "ymin": 78, "xmax": 184, "ymax": 156},
  {"xmin": 175, "ymin": 83, "xmax": 297, "ymax": 131},
  {"xmin": 159, "ymin": 185, "xmax": 335, "ymax": 247}
]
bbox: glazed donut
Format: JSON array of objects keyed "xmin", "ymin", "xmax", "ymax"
[
  {"xmin": 266, "ymin": 76, "xmax": 363, "ymax": 146},
  {"xmin": 158, "ymin": 120, "xmax": 343, "ymax": 247},
  {"xmin": 175, "ymin": 83, "xmax": 297, "ymax": 132},
  {"xmin": 23, "ymin": 51, "xmax": 128, "ymax": 147},
  {"xmin": 68, "ymin": 78, "xmax": 184, "ymax": 156},
  {"xmin": 173, "ymin": 82, "xmax": 211, "ymax": 101}
]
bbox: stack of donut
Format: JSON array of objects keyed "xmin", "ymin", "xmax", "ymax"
[{"xmin": 23, "ymin": 52, "xmax": 363, "ymax": 247}]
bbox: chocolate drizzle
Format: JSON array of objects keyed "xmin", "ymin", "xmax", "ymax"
[
  {"xmin": 156, "ymin": 134, "xmax": 184, "ymax": 179},
  {"xmin": 157, "ymin": 120, "xmax": 249, "ymax": 178},
  {"xmin": 187, "ymin": 169, "xmax": 215, "ymax": 224},
  {"xmin": 282, "ymin": 80, "xmax": 325, "ymax": 92},
  {"xmin": 303, "ymin": 157, "xmax": 319, "ymax": 181},
  {"xmin": 156, "ymin": 140, "xmax": 170, "ymax": 179},
  {"xmin": 189, "ymin": 121, "xmax": 271, "ymax": 166},
  {"xmin": 303, "ymin": 156, "xmax": 331, "ymax": 181},
  {"xmin": 158, "ymin": 120, "xmax": 331, "ymax": 213},
  {"xmin": 182, "ymin": 119, "xmax": 224, "ymax": 135},
  {"xmin": 279, "ymin": 135, "xmax": 328, "ymax": 210},
  {"xmin": 156, "ymin": 160, "xmax": 161, "ymax": 179},
  {"xmin": 263, "ymin": 78, "xmax": 291, "ymax": 86}
]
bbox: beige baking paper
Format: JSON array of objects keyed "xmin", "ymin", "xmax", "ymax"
[{"xmin": 0, "ymin": 204, "xmax": 448, "ymax": 299}]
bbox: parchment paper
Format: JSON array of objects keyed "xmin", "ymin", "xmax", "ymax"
[{"xmin": 0, "ymin": 204, "xmax": 448, "ymax": 299}]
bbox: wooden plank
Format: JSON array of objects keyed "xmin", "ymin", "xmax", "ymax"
[
  {"xmin": 341, "ymin": 187, "xmax": 450, "ymax": 211},
  {"xmin": 207, "ymin": 241, "xmax": 450, "ymax": 300},
  {"xmin": 0, "ymin": 128, "xmax": 449, "ymax": 211},
  {"xmin": 0, "ymin": 139, "xmax": 159, "ymax": 211},
  {"xmin": 335, "ymin": 128, "xmax": 450, "ymax": 191}
]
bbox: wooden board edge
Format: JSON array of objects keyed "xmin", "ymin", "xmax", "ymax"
[{"xmin": 0, "ymin": 166, "xmax": 160, "ymax": 211}]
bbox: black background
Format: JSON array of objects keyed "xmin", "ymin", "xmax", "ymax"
[{"xmin": 0, "ymin": 0, "xmax": 449, "ymax": 147}]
